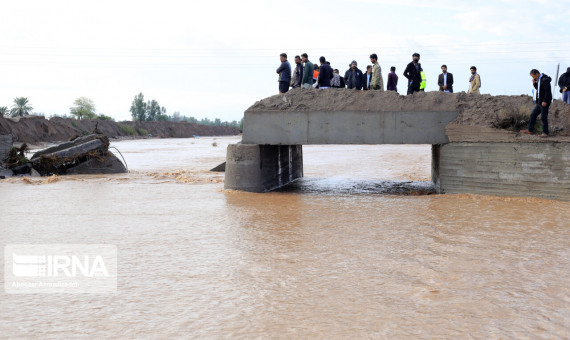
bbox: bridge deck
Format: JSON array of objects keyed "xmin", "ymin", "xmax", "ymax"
[{"xmin": 242, "ymin": 111, "xmax": 459, "ymax": 145}]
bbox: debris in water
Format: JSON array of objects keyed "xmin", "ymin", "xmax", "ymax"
[
  {"xmin": 210, "ymin": 162, "xmax": 226, "ymax": 172},
  {"xmin": 18, "ymin": 133, "xmax": 128, "ymax": 176}
]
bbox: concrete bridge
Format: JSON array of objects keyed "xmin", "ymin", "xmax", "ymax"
[
  {"xmin": 224, "ymin": 109, "xmax": 456, "ymax": 193},
  {"xmin": 224, "ymin": 103, "xmax": 570, "ymax": 201}
]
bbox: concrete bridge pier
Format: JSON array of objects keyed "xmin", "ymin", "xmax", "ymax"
[
  {"xmin": 224, "ymin": 143, "xmax": 303, "ymax": 192},
  {"xmin": 431, "ymin": 144, "xmax": 442, "ymax": 194}
]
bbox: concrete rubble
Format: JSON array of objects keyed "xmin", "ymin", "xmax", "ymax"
[{"xmin": 1, "ymin": 133, "xmax": 127, "ymax": 178}]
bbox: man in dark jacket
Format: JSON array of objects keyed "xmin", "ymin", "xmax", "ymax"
[
  {"xmin": 290, "ymin": 55, "xmax": 304, "ymax": 89},
  {"xmin": 276, "ymin": 53, "xmax": 291, "ymax": 94},
  {"xmin": 317, "ymin": 56, "xmax": 333, "ymax": 89},
  {"xmin": 345, "ymin": 60, "xmax": 365, "ymax": 90},
  {"xmin": 387, "ymin": 66, "xmax": 398, "ymax": 91},
  {"xmin": 558, "ymin": 67, "xmax": 570, "ymax": 104},
  {"xmin": 403, "ymin": 52, "xmax": 422, "ymax": 95},
  {"xmin": 521, "ymin": 69, "xmax": 552, "ymax": 137},
  {"xmin": 438, "ymin": 65, "xmax": 454, "ymax": 92},
  {"xmin": 300, "ymin": 53, "xmax": 314, "ymax": 89}
]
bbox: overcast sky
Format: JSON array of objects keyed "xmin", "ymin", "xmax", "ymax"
[{"xmin": 1, "ymin": 0, "xmax": 568, "ymax": 122}]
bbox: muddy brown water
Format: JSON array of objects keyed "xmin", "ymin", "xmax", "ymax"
[{"xmin": 1, "ymin": 136, "xmax": 569, "ymax": 339}]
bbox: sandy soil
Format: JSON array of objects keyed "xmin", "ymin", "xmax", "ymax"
[{"xmin": 247, "ymin": 88, "xmax": 570, "ymax": 137}]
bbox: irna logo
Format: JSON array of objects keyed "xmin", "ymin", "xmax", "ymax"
[{"xmin": 12, "ymin": 253, "xmax": 109, "ymax": 277}]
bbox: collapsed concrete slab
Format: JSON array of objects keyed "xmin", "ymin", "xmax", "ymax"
[
  {"xmin": 64, "ymin": 152, "xmax": 126, "ymax": 175},
  {"xmin": 29, "ymin": 134, "xmax": 126, "ymax": 176}
]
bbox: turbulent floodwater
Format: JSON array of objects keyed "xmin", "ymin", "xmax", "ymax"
[{"xmin": 0, "ymin": 136, "xmax": 569, "ymax": 339}]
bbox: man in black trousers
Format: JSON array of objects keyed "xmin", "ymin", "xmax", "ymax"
[
  {"xmin": 437, "ymin": 65, "xmax": 454, "ymax": 92},
  {"xmin": 403, "ymin": 52, "xmax": 422, "ymax": 95},
  {"xmin": 521, "ymin": 69, "xmax": 552, "ymax": 138}
]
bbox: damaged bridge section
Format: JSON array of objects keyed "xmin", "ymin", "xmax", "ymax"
[
  {"xmin": 225, "ymin": 90, "xmax": 570, "ymax": 199},
  {"xmin": 225, "ymin": 110, "xmax": 458, "ymax": 193},
  {"xmin": 1, "ymin": 133, "xmax": 127, "ymax": 178},
  {"xmin": 30, "ymin": 134, "xmax": 127, "ymax": 176}
]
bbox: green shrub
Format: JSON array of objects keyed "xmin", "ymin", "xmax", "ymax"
[
  {"xmin": 119, "ymin": 124, "xmax": 135, "ymax": 136},
  {"xmin": 137, "ymin": 128, "xmax": 148, "ymax": 136},
  {"xmin": 493, "ymin": 105, "xmax": 532, "ymax": 131},
  {"xmin": 97, "ymin": 114, "xmax": 115, "ymax": 121}
]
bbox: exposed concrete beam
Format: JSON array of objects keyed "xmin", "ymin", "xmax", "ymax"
[{"xmin": 242, "ymin": 111, "xmax": 459, "ymax": 145}]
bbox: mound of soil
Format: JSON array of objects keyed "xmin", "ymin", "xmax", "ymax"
[
  {"xmin": 247, "ymin": 89, "xmax": 570, "ymax": 136},
  {"xmin": 0, "ymin": 116, "xmax": 240, "ymax": 144}
]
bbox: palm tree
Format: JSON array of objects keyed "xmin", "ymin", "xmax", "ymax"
[
  {"xmin": 0, "ymin": 106, "xmax": 8, "ymax": 117},
  {"xmin": 10, "ymin": 97, "xmax": 33, "ymax": 117}
]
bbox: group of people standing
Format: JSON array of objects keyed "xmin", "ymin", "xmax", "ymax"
[
  {"xmin": 276, "ymin": 52, "xmax": 483, "ymax": 95},
  {"xmin": 276, "ymin": 53, "xmax": 570, "ymax": 138}
]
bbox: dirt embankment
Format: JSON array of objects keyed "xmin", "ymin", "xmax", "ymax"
[
  {"xmin": 247, "ymin": 88, "xmax": 570, "ymax": 137},
  {"xmin": 0, "ymin": 116, "xmax": 241, "ymax": 144}
]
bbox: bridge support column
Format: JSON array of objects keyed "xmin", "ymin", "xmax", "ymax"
[
  {"xmin": 224, "ymin": 143, "xmax": 303, "ymax": 192},
  {"xmin": 434, "ymin": 142, "xmax": 570, "ymax": 200},
  {"xmin": 431, "ymin": 144, "xmax": 441, "ymax": 193}
]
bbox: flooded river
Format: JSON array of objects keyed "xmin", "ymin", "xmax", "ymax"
[{"xmin": 1, "ymin": 137, "xmax": 569, "ymax": 338}]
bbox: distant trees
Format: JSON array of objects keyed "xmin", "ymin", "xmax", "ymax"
[
  {"xmin": 127, "ymin": 92, "xmax": 242, "ymax": 128},
  {"xmin": 161, "ymin": 115, "xmax": 243, "ymax": 129},
  {"xmin": 130, "ymin": 93, "xmax": 146, "ymax": 121},
  {"xmin": 170, "ymin": 112, "xmax": 180, "ymax": 122},
  {"xmin": 147, "ymin": 99, "xmax": 166, "ymax": 121},
  {"xmin": 1, "ymin": 94, "xmax": 241, "ymax": 128},
  {"xmin": 10, "ymin": 97, "xmax": 33, "ymax": 117},
  {"xmin": 70, "ymin": 97, "xmax": 97, "ymax": 120},
  {"xmin": 151, "ymin": 114, "xmax": 243, "ymax": 129},
  {"xmin": 129, "ymin": 92, "xmax": 167, "ymax": 121}
]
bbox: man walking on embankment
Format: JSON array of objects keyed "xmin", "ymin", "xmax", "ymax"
[{"xmin": 521, "ymin": 69, "xmax": 552, "ymax": 138}]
